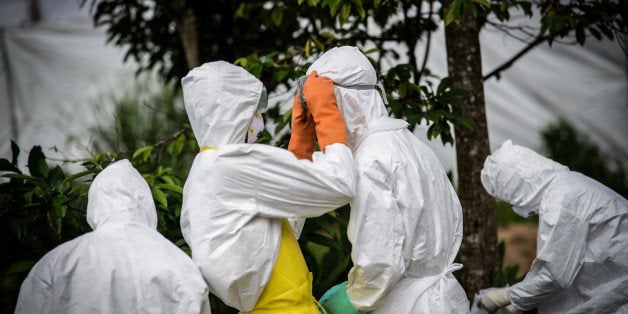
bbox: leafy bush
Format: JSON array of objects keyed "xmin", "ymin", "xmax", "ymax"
[{"xmin": 0, "ymin": 142, "xmax": 98, "ymax": 312}]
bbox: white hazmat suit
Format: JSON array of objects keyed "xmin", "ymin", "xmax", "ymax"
[
  {"xmin": 15, "ymin": 159, "xmax": 210, "ymax": 314},
  {"xmin": 180, "ymin": 61, "xmax": 356, "ymax": 311},
  {"xmin": 310, "ymin": 46, "xmax": 470, "ymax": 313},
  {"xmin": 481, "ymin": 140, "xmax": 628, "ymax": 313}
]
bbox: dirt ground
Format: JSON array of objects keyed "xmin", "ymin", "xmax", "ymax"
[{"xmin": 498, "ymin": 223, "xmax": 538, "ymax": 278}]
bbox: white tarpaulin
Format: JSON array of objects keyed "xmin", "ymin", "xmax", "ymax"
[
  {"xmin": 0, "ymin": 0, "xmax": 136, "ymax": 165},
  {"xmin": 411, "ymin": 16, "xmax": 627, "ymax": 177}
]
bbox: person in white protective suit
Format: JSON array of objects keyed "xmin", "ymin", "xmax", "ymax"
[
  {"xmin": 180, "ymin": 61, "xmax": 356, "ymax": 313},
  {"xmin": 312, "ymin": 46, "xmax": 470, "ymax": 314},
  {"xmin": 477, "ymin": 140, "xmax": 628, "ymax": 313},
  {"xmin": 15, "ymin": 159, "xmax": 211, "ymax": 314}
]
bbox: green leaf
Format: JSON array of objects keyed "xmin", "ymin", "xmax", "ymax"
[
  {"xmin": 250, "ymin": 63, "xmax": 264, "ymax": 78},
  {"xmin": 313, "ymin": 216, "xmax": 336, "ymax": 237},
  {"xmin": 132, "ymin": 146, "xmax": 153, "ymax": 162},
  {"xmin": 234, "ymin": 57, "xmax": 247, "ymax": 67},
  {"xmin": 363, "ymin": 48, "xmax": 379, "ymax": 55},
  {"xmin": 323, "ymin": 0, "xmax": 341, "ymax": 15},
  {"xmin": 47, "ymin": 211, "xmax": 62, "ymax": 237},
  {"xmin": 589, "ymin": 27, "xmax": 602, "ymax": 40},
  {"xmin": 55, "ymin": 204, "xmax": 68, "ymax": 219},
  {"xmin": 340, "ymin": 3, "xmax": 351, "ymax": 24},
  {"xmin": 156, "ymin": 183, "xmax": 183, "ymax": 194},
  {"xmin": 7, "ymin": 218, "xmax": 23, "ymax": 239},
  {"xmin": 283, "ymin": 108, "xmax": 292, "ymax": 123},
  {"xmin": 161, "ymin": 175, "xmax": 176, "ymax": 185},
  {"xmin": 575, "ymin": 27, "xmax": 585, "ymax": 45},
  {"xmin": 451, "ymin": 116, "xmax": 474, "ymax": 130},
  {"xmin": 444, "ymin": 3, "xmax": 457, "ymax": 25},
  {"xmin": 470, "ymin": 0, "xmax": 490, "ymax": 8},
  {"xmin": 308, "ymin": 234, "xmax": 341, "ymax": 250},
  {"xmin": 152, "ymin": 187, "xmax": 168, "ymax": 208},
  {"xmin": 5, "ymin": 260, "xmax": 35, "ymax": 276},
  {"xmin": 271, "ymin": 7, "xmax": 283, "ymax": 26},
  {"xmin": 398, "ymin": 83, "xmax": 408, "ymax": 98},
  {"xmin": 62, "ymin": 170, "xmax": 93, "ymax": 184},
  {"xmin": 48, "ymin": 165, "xmax": 65, "ymax": 187},
  {"xmin": 174, "ymin": 239, "xmax": 187, "ymax": 247},
  {"xmin": 11, "ymin": 140, "xmax": 19, "ymax": 165},
  {"xmin": 320, "ymin": 32, "xmax": 335, "ymax": 40},
  {"xmin": 356, "ymin": 5, "xmax": 366, "ymax": 19},
  {"xmin": 27, "ymin": 146, "xmax": 49, "ymax": 178},
  {"xmin": 311, "ymin": 37, "xmax": 325, "ymax": 50},
  {"xmin": 5, "ymin": 173, "xmax": 45, "ymax": 188},
  {"xmin": 167, "ymin": 134, "xmax": 185, "ymax": 157},
  {"xmin": 437, "ymin": 77, "xmax": 452, "ymax": 95},
  {"xmin": 304, "ymin": 39, "xmax": 311, "ymax": 57},
  {"xmin": 0, "ymin": 159, "xmax": 20, "ymax": 173},
  {"xmin": 234, "ymin": 3, "xmax": 247, "ymax": 19},
  {"xmin": 469, "ymin": 2, "xmax": 478, "ymax": 17},
  {"xmin": 276, "ymin": 70, "xmax": 289, "ymax": 82}
]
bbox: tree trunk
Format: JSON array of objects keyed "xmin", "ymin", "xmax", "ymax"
[
  {"xmin": 157, "ymin": 0, "xmax": 200, "ymax": 69},
  {"xmin": 175, "ymin": 8, "xmax": 200, "ymax": 69},
  {"xmin": 444, "ymin": 10, "xmax": 499, "ymax": 299}
]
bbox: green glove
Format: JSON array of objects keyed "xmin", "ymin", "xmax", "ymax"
[{"xmin": 319, "ymin": 282, "xmax": 366, "ymax": 314}]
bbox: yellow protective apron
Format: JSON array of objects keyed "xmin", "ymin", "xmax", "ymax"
[{"xmin": 242, "ymin": 219, "xmax": 320, "ymax": 314}]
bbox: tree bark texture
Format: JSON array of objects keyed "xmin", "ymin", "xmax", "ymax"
[
  {"xmin": 176, "ymin": 8, "xmax": 200, "ymax": 69},
  {"xmin": 157, "ymin": 0, "xmax": 200, "ymax": 69},
  {"xmin": 444, "ymin": 11, "xmax": 499, "ymax": 299}
]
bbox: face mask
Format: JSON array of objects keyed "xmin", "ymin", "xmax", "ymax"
[
  {"xmin": 512, "ymin": 206, "xmax": 537, "ymax": 218},
  {"xmin": 245, "ymin": 113, "xmax": 264, "ymax": 144}
]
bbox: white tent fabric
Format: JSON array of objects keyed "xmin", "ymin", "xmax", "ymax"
[
  {"xmin": 0, "ymin": 1, "xmax": 626, "ymax": 178},
  {"xmin": 0, "ymin": 0, "xmax": 136, "ymax": 167}
]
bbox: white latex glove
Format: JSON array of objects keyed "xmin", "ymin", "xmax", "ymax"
[{"xmin": 478, "ymin": 287, "xmax": 512, "ymax": 311}]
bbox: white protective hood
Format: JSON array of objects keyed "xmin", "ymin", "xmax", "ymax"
[
  {"xmin": 481, "ymin": 140, "xmax": 569, "ymax": 215},
  {"xmin": 307, "ymin": 46, "xmax": 408, "ymax": 150},
  {"xmin": 16, "ymin": 160, "xmax": 210, "ymax": 314},
  {"xmin": 182, "ymin": 61, "xmax": 263, "ymax": 147},
  {"xmin": 180, "ymin": 61, "xmax": 356, "ymax": 311},
  {"xmin": 310, "ymin": 47, "xmax": 469, "ymax": 313},
  {"xmin": 482, "ymin": 141, "xmax": 628, "ymax": 313},
  {"xmin": 87, "ymin": 159, "xmax": 158, "ymax": 229}
]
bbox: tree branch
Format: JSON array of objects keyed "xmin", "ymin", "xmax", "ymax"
[{"xmin": 483, "ymin": 35, "xmax": 547, "ymax": 81}]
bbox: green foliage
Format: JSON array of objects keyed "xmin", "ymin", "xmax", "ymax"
[
  {"xmin": 87, "ymin": 80, "xmax": 197, "ymax": 180},
  {"xmin": 541, "ymin": 119, "xmax": 628, "ymax": 197},
  {"xmin": 299, "ymin": 205, "xmax": 353, "ymax": 298},
  {"xmin": 0, "ymin": 142, "xmax": 97, "ymax": 312},
  {"xmin": 385, "ymin": 70, "xmax": 472, "ymax": 145},
  {"xmin": 492, "ymin": 240, "xmax": 524, "ymax": 287},
  {"xmin": 537, "ymin": 0, "xmax": 626, "ymax": 46},
  {"xmin": 487, "ymin": 0, "xmax": 626, "ymax": 46},
  {"xmin": 495, "ymin": 200, "xmax": 537, "ymax": 227}
]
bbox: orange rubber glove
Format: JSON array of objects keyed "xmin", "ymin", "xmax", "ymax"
[
  {"xmin": 302, "ymin": 71, "xmax": 347, "ymax": 151},
  {"xmin": 288, "ymin": 94, "xmax": 316, "ymax": 161}
]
